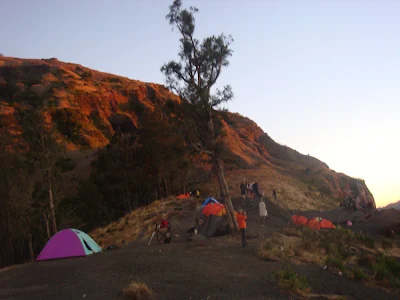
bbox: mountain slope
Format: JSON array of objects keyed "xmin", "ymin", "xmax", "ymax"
[
  {"xmin": 380, "ymin": 200, "xmax": 400, "ymax": 210},
  {"xmin": 0, "ymin": 56, "xmax": 375, "ymax": 209}
]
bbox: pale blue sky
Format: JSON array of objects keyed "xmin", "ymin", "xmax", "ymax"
[{"xmin": 1, "ymin": 0, "xmax": 399, "ymax": 207}]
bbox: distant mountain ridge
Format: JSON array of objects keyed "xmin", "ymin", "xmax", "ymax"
[
  {"xmin": 379, "ymin": 200, "xmax": 400, "ymax": 211},
  {"xmin": 0, "ymin": 56, "xmax": 375, "ymax": 209}
]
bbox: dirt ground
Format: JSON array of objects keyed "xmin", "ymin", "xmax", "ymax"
[{"xmin": 0, "ymin": 198, "xmax": 399, "ymax": 300}]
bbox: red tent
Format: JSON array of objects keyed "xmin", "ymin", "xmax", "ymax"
[
  {"xmin": 292, "ymin": 215, "xmax": 336, "ymax": 230},
  {"xmin": 292, "ymin": 215, "xmax": 309, "ymax": 226},
  {"xmin": 202, "ymin": 203, "xmax": 226, "ymax": 217},
  {"xmin": 320, "ymin": 219, "xmax": 336, "ymax": 229},
  {"xmin": 177, "ymin": 193, "xmax": 190, "ymax": 199}
]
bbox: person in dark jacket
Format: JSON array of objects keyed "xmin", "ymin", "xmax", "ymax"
[{"xmin": 240, "ymin": 181, "xmax": 246, "ymax": 200}]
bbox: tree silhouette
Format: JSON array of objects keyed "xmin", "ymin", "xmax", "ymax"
[{"xmin": 161, "ymin": 0, "xmax": 238, "ymax": 230}]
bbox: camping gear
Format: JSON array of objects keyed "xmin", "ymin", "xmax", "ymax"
[
  {"xmin": 202, "ymin": 203, "xmax": 226, "ymax": 217},
  {"xmin": 149, "ymin": 220, "xmax": 173, "ymax": 245},
  {"xmin": 148, "ymin": 230, "xmax": 156, "ymax": 245},
  {"xmin": 106, "ymin": 245, "xmax": 118, "ymax": 251},
  {"xmin": 199, "ymin": 214, "xmax": 230, "ymax": 237},
  {"xmin": 177, "ymin": 193, "xmax": 190, "ymax": 199},
  {"xmin": 347, "ymin": 220, "xmax": 353, "ymax": 226},
  {"xmin": 292, "ymin": 215, "xmax": 336, "ymax": 230},
  {"xmin": 201, "ymin": 197, "xmax": 219, "ymax": 207},
  {"xmin": 291, "ymin": 215, "xmax": 309, "ymax": 226},
  {"xmin": 36, "ymin": 229, "xmax": 102, "ymax": 261}
]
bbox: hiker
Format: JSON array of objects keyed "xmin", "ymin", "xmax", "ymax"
[
  {"xmin": 240, "ymin": 181, "xmax": 246, "ymax": 200},
  {"xmin": 253, "ymin": 181, "xmax": 262, "ymax": 199},
  {"xmin": 160, "ymin": 213, "xmax": 170, "ymax": 229},
  {"xmin": 236, "ymin": 209, "xmax": 248, "ymax": 247},
  {"xmin": 272, "ymin": 189, "xmax": 277, "ymax": 200},
  {"xmin": 259, "ymin": 199, "xmax": 268, "ymax": 220}
]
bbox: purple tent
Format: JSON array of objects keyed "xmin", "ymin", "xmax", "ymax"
[{"xmin": 36, "ymin": 228, "xmax": 102, "ymax": 261}]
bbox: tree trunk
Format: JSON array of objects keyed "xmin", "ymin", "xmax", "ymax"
[
  {"xmin": 43, "ymin": 212, "xmax": 51, "ymax": 239},
  {"xmin": 28, "ymin": 233, "xmax": 34, "ymax": 262},
  {"xmin": 47, "ymin": 169, "xmax": 57, "ymax": 235},
  {"xmin": 126, "ymin": 189, "xmax": 133, "ymax": 213},
  {"xmin": 212, "ymin": 156, "xmax": 239, "ymax": 231}
]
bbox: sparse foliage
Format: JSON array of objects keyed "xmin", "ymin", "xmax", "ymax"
[
  {"xmin": 123, "ymin": 281, "xmax": 153, "ymax": 300},
  {"xmin": 273, "ymin": 266, "xmax": 310, "ymax": 294},
  {"xmin": 161, "ymin": 0, "xmax": 238, "ymax": 230}
]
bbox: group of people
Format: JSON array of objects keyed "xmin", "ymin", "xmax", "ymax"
[
  {"xmin": 240, "ymin": 181, "xmax": 278, "ymax": 202},
  {"xmin": 240, "ymin": 181, "xmax": 262, "ymax": 199},
  {"xmin": 340, "ymin": 195, "xmax": 373, "ymax": 212}
]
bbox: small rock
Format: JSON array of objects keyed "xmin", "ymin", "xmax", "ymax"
[{"xmin": 82, "ymin": 294, "xmax": 86, "ymax": 298}]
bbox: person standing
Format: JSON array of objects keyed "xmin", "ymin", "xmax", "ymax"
[
  {"xmin": 236, "ymin": 209, "xmax": 248, "ymax": 247},
  {"xmin": 240, "ymin": 181, "xmax": 246, "ymax": 200},
  {"xmin": 259, "ymin": 199, "xmax": 268, "ymax": 220}
]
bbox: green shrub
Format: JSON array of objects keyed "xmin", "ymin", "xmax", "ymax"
[
  {"xmin": 381, "ymin": 238, "xmax": 394, "ymax": 249},
  {"xmin": 374, "ymin": 262, "xmax": 393, "ymax": 281},
  {"xmin": 358, "ymin": 254, "xmax": 376, "ymax": 267},
  {"xmin": 53, "ymin": 108, "xmax": 86, "ymax": 141},
  {"xmin": 326, "ymin": 256, "xmax": 345, "ymax": 272},
  {"xmin": 356, "ymin": 233, "xmax": 375, "ymax": 248},
  {"xmin": 352, "ymin": 266, "xmax": 368, "ymax": 280},
  {"xmin": 301, "ymin": 228, "xmax": 319, "ymax": 250},
  {"xmin": 56, "ymin": 156, "xmax": 77, "ymax": 173},
  {"xmin": 374, "ymin": 255, "xmax": 400, "ymax": 281},
  {"xmin": 273, "ymin": 267, "xmax": 309, "ymax": 294}
]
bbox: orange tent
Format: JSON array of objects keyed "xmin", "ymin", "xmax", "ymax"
[
  {"xmin": 292, "ymin": 215, "xmax": 309, "ymax": 226},
  {"xmin": 320, "ymin": 219, "xmax": 336, "ymax": 229},
  {"xmin": 202, "ymin": 203, "xmax": 226, "ymax": 217},
  {"xmin": 177, "ymin": 193, "xmax": 190, "ymax": 199},
  {"xmin": 307, "ymin": 218, "xmax": 321, "ymax": 230},
  {"xmin": 292, "ymin": 215, "xmax": 336, "ymax": 230}
]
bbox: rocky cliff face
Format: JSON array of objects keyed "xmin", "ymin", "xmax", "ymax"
[{"xmin": 0, "ymin": 56, "xmax": 375, "ymax": 208}]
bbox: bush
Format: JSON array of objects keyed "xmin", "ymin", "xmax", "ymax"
[
  {"xmin": 301, "ymin": 229, "xmax": 319, "ymax": 250},
  {"xmin": 374, "ymin": 262, "xmax": 393, "ymax": 281},
  {"xmin": 374, "ymin": 255, "xmax": 400, "ymax": 282},
  {"xmin": 123, "ymin": 281, "xmax": 153, "ymax": 300},
  {"xmin": 358, "ymin": 254, "xmax": 376, "ymax": 268},
  {"xmin": 56, "ymin": 156, "xmax": 77, "ymax": 173},
  {"xmin": 53, "ymin": 108, "xmax": 86, "ymax": 141},
  {"xmin": 381, "ymin": 238, "xmax": 394, "ymax": 249},
  {"xmin": 326, "ymin": 256, "xmax": 345, "ymax": 272},
  {"xmin": 258, "ymin": 238, "xmax": 285, "ymax": 261},
  {"xmin": 355, "ymin": 233, "xmax": 375, "ymax": 248},
  {"xmin": 273, "ymin": 267, "xmax": 309, "ymax": 294},
  {"xmin": 352, "ymin": 266, "xmax": 368, "ymax": 280}
]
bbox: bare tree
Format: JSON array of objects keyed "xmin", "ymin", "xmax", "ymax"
[{"xmin": 161, "ymin": 0, "xmax": 238, "ymax": 230}]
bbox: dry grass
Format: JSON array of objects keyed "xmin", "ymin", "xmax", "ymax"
[
  {"xmin": 123, "ymin": 281, "xmax": 153, "ymax": 300},
  {"xmin": 90, "ymin": 196, "xmax": 199, "ymax": 247},
  {"xmin": 224, "ymin": 167, "xmax": 336, "ymax": 212}
]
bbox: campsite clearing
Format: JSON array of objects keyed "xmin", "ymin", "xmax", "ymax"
[{"xmin": 1, "ymin": 198, "xmax": 399, "ymax": 299}]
